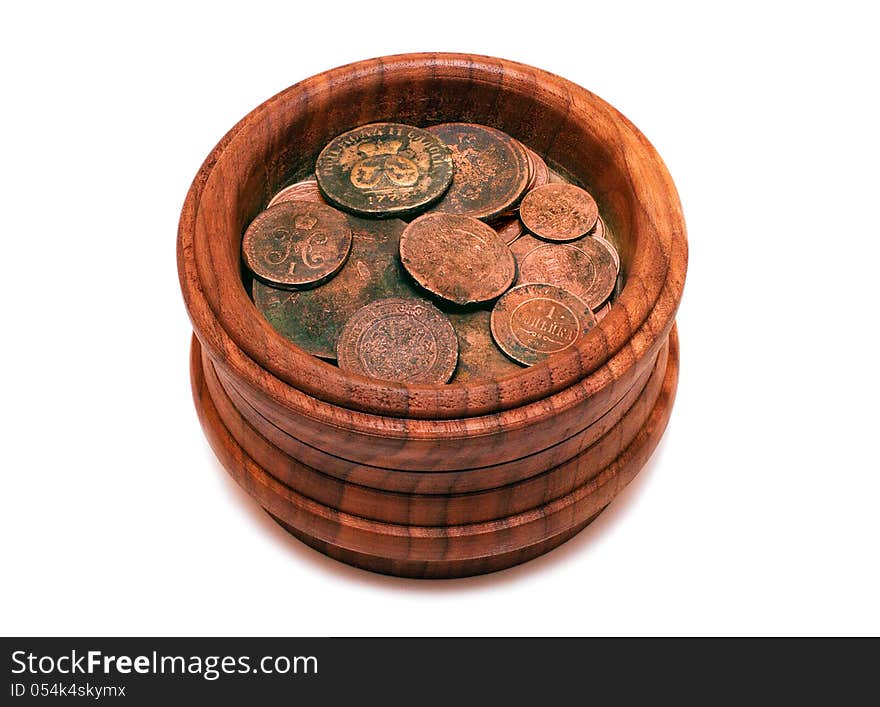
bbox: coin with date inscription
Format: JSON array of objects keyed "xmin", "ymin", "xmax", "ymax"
[
  {"xmin": 315, "ymin": 123, "xmax": 453, "ymax": 217},
  {"xmin": 519, "ymin": 183, "xmax": 599, "ymax": 241},
  {"xmin": 336, "ymin": 298, "xmax": 458, "ymax": 384},
  {"xmin": 490, "ymin": 283, "xmax": 596, "ymax": 366},
  {"xmin": 241, "ymin": 201, "xmax": 352, "ymax": 289},
  {"xmin": 426, "ymin": 123, "xmax": 531, "ymax": 221},
  {"xmin": 400, "ymin": 213, "xmax": 516, "ymax": 305}
]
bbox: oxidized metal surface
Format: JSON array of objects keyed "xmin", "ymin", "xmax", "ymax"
[
  {"xmin": 589, "ymin": 214, "xmax": 607, "ymax": 240},
  {"xmin": 494, "ymin": 215, "xmax": 524, "ymax": 245},
  {"xmin": 509, "ymin": 232, "xmax": 546, "ymax": 261},
  {"xmin": 490, "ymin": 283, "xmax": 596, "ymax": 366},
  {"xmin": 251, "ymin": 217, "xmax": 419, "ymax": 359},
  {"xmin": 315, "ymin": 123, "xmax": 453, "ymax": 217},
  {"xmin": 425, "ymin": 123, "xmax": 530, "ymax": 221},
  {"xmin": 336, "ymin": 298, "xmax": 458, "ymax": 383},
  {"xmin": 595, "ymin": 301, "xmax": 611, "ymax": 321},
  {"xmin": 524, "ymin": 147, "xmax": 550, "ymax": 190},
  {"xmin": 517, "ymin": 239, "xmax": 618, "ymax": 311},
  {"xmin": 592, "ymin": 233, "xmax": 620, "ymax": 271},
  {"xmin": 241, "ymin": 201, "xmax": 352, "ymax": 289},
  {"xmin": 519, "ymin": 183, "xmax": 599, "ymax": 241},
  {"xmin": 267, "ymin": 178, "xmax": 326, "ymax": 207},
  {"xmin": 400, "ymin": 213, "xmax": 516, "ymax": 305},
  {"xmin": 446, "ymin": 308, "xmax": 523, "ymax": 382}
]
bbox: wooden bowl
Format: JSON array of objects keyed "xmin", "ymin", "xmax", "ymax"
[{"xmin": 177, "ymin": 53, "xmax": 687, "ymax": 578}]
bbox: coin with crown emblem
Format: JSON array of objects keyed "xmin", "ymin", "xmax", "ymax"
[
  {"xmin": 241, "ymin": 201, "xmax": 352, "ymax": 289},
  {"xmin": 315, "ymin": 123, "xmax": 454, "ymax": 217}
]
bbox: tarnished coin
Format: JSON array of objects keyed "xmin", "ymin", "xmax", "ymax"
[
  {"xmin": 400, "ymin": 213, "xmax": 516, "ymax": 305},
  {"xmin": 519, "ymin": 183, "xmax": 599, "ymax": 241},
  {"xmin": 425, "ymin": 123, "xmax": 531, "ymax": 221},
  {"xmin": 494, "ymin": 215, "xmax": 524, "ymax": 245},
  {"xmin": 241, "ymin": 201, "xmax": 352, "ymax": 289},
  {"xmin": 446, "ymin": 309, "xmax": 523, "ymax": 383},
  {"xmin": 547, "ymin": 167, "xmax": 568, "ymax": 184},
  {"xmin": 524, "ymin": 147, "xmax": 550, "ymax": 190},
  {"xmin": 517, "ymin": 239, "xmax": 618, "ymax": 311},
  {"xmin": 490, "ymin": 283, "xmax": 597, "ymax": 366},
  {"xmin": 595, "ymin": 301, "xmax": 611, "ymax": 322},
  {"xmin": 315, "ymin": 123, "xmax": 453, "ymax": 217},
  {"xmin": 336, "ymin": 298, "xmax": 458, "ymax": 383},
  {"xmin": 589, "ymin": 214, "xmax": 607, "ymax": 240},
  {"xmin": 267, "ymin": 178, "xmax": 326, "ymax": 207},
  {"xmin": 252, "ymin": 217, "xmax": 419, "ymax": 359},
  {"xmin": 592, "ymin": 233, "xmax": 620, "ymax": 271},
  {"xmin": 509, "ymin": 232, "xmax": 545, "ymax": 260}
]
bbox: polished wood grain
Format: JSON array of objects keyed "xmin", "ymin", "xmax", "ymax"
[
  {"xmin": 190, "ymin": 328, "xmax": 680, "ymax": 578},
  {"xmin": 178, "ymin": 53, "xmax": 687, "ymax": 420},
  {"xmin": 207, "ymin": 344, "xmax": 662, "ymax": 494},
  {"xmin": 199, "ymin": 335, "xmax": 669, "ymax": 523}
]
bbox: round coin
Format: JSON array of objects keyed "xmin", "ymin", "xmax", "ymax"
[
  {"xmin": 315, "ymin": 123, "xmax": 453, "ymax": 217},
  {"xmin": 490, "ymin": 283, "xmax": 597, "ymax": 366},
  {"xmin": 517, "ymin": 239, "xmax": 618, "ymax": 311},
  {"xmin": 519, "ymin": 183, "xmax": 599, "ymax": 241},
  {"xmin": 494, "ymin": 215, "xmax": 524, "ymax": 245},
  {"xmin": 252, "ymin": 217, "xmax": 419, "ymax": 359},
  {"xmin": 446, "ymin": 309, "xmax": 523, "ymax": 382},
  {"xmin": 400, "ymin": 213, "xmax": 516, "ymax": 305},
  {"xmin": 336, "ymin": 298, "xmax": 458, "ymax": 383},
  {"xmin": 588, "ymin": 214, "xmax": 607, "ymax": 239},
  {"xmin": 425, "ymin": 123, "xmax": 531, "ymax": 221},
  {"xmin": 592, "ymin": 233, "xmax": 620, "ymax": 271},
  {"xmin": 267, "ymin": 178, "xmax": 326, "ymax": 207},
  {"xmin": 241, "ymin": 201, "xmax": 352, "ymax": 289},
  {"xmin": 524, "ymin": 146, "xmax": 550, "ymax": 190}
]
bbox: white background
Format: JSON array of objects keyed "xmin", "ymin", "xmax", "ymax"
[{"xmin": 2, "ymin": 1, "xmax": 878, "ymax": 637}]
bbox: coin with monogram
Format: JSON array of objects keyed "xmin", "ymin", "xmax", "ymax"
[
  {"xmin": 336, "ymin": 298, "xmax": 458, "ymax": 383},
  {"xmin": 252, "ymin": 217, "xmax": 419, "ymax": 358},
  {"xmin": 519, "ymin": 183, "xmax": 598, "ymax": 241},
  {"xmin": 490, "ymin": 283, "xmax": 597, "ymax": 366},
  {"xmin": 315, "ymin": 123, "xmax": 453, "ymax": 217},
  {"xmin": 241, "ymin": 201, "xmax": 352, "ymax": 289},
  {"xmin": 425, "ymin": 123, "xmax": 531, "ymax": 221},
  {"xmin": 517, "ymin": 239, "xmax": 618, "ymax": 311},
  {"xmin": 267, "ymin": 177, "xmax": 326, "ymax": 207},
  {"xmin": 446, "ymin": 308, "xmax": 523, "ymax": 382},
  {"xmin": 400, "ymin": 213, "xmax": 516, "ymax": 305}
]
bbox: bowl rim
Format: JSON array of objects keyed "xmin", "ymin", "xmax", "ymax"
[{"xmin": 178, "ymin": 52, "xmax": 687, "ymax": 420}]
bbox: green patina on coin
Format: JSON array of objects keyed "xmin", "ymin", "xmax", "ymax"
[
  {"xmin": 315, "ymin": 123, "xmax": 453, "ymax": 217},
  {"xmin": 252, "ymin": 216, "xmax": 424, "ymax": 359}
]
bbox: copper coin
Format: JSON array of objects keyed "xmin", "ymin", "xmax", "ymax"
[
  {"xmin": 315, "ymin": 123, "xmax": 453, "ymax": 217},
  {"xmin": 252, "ymin": 217, "xmax": 420, "ymax": 359},
  {"xmin": 494, "ymin": 215, "xmax": 524, "ymax": 245},
  {"xmin": 595, "ymin": 301, "xmax": 611, "ymax": 321},
  {"xmin": 425, "ymin": 123, "xmax": 531, "ymax": 221},
  {"xmin": 490, "ymin": 284, "xmax": 596, "ymax": 366},
  {"xmin": 267, "ymin": 178, "xmax": 326, "ymax": 207},
  {"xmin": 241, "ymin": 201, "xmax": 352, "ymax": 289},
  {"xmin": 446, "ymin": 309, "xmax": 523, "ymax": 383},
  {"xmin": 509, "ymin": 232, "xmax": 545, "ymax": 260},
  {"xmin": 336, "ymin": 298, "xmax": 458, "ymax": 383},
  {"xmin": 592, "ymin": 233, "xmax": 620, "ymax": 271},
  {"xmin": 524, "ymin": 147, "xmax": 550, "ymax": 190},
  {"xmin": 588, "ymin": 214, "xmax": 607, "ymax": 239},
  {"xmin": 547, "ymin": 167, "xmax": 568, "ymax": 184},
  {"xmin": 517, "ymin": 239, "xmax": 618, "ymax": 311},
  {"xmin": 519, "ymin": 183, "xmax": 599, "ymax": 241},
  {"xmin": 400, "ymin": 213, "xmax": 516, "ymax": 305}
]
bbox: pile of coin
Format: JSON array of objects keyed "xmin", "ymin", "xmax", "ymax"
[{"xmin": 242, "ymin": 122, "xmax": 621, "ymax": 384}]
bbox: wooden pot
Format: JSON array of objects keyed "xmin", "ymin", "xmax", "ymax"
[{"xmin": 177, "ymin": 53, "xmax": 687, "ymax": 578}]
